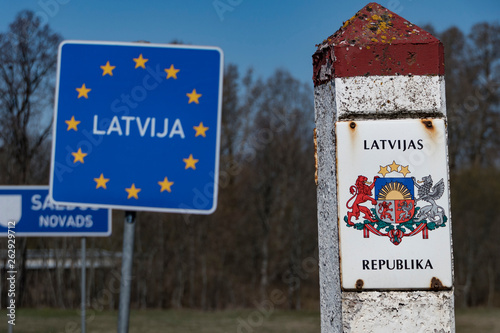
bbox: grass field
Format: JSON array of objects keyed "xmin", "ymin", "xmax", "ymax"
[{"xmin": 2, "ymin": 307, "xmax": 500, "ymax": 332}]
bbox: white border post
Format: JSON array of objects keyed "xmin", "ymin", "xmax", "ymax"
[{"xmin": 313, "ymin": 2, "xmax": 455, "ymax": 332}]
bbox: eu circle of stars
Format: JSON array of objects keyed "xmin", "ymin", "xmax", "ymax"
[{"xmin": 51, "ymin": 41, "xmax": 222, "ymax": 213}]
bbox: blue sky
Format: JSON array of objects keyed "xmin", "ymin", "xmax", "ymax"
[{"xmin": 1, "ymin": 0, "xmax": 499, "ymax": 86}]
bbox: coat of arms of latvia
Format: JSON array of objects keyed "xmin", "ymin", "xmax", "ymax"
[{"xmin": 344, "ymin": 161, "xmax": 447, "ymax": 245}]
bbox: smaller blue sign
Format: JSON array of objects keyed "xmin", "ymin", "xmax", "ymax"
[{"xmin": 0, "ymin": 186, "xmax": 111, "ymax": 237}]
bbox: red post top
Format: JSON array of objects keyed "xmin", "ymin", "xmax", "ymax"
[{"xmin": 312, "ymin": 2, "xmax": 444, "ymax": 86}]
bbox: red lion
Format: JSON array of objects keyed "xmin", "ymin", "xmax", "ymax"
[
  {"xmin": 346, "ymin": 175, "xmax": 379, "ymax": 225},
  {"xmin": 378, "ymin": 201, "xmax": 393, "ymax": 219}
]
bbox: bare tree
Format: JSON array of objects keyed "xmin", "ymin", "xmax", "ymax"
[
  {"xmin": 438, "ymin": 23, "xmax": 500, "ymax": 308},
  {"xmin": 441, "ymin": 23, "xmax": 500, "ymax": 170},
  {"xmin": 240, "ymin": 69, "xmax": 313, "ymax": 302},
  {"xmin": 0, "ymin": 10, "xmax": 61, "ymax": 306},
  {"xmin": 0, "ymin": 10, "xmax": 62, "ymax": 185}
]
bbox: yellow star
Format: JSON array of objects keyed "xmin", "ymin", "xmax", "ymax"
[
  {"xmin": 76, "ymin": 84, "xmax": 91, "ymax": 99},
  {"xmin": 65, "ymin": 116, "xmax": 81, "ymax": 131},
  {"xmin": 400, "ymin": 165, "xmax": 411, "ymax": 177},
  {"xmin": 158, "ymin": 177, "xmax": 174, "ymax": 193},
  {"xmin": 193, "ymin": 122, "xmax": 209, "ymax": 137},
  {"xmin": 183, "ymin": 154, "xmax": 199, "ymax": 170},
  {"xmin": 378, "ymin": 165, "xmax": 389, "ymax": 177},
  {"xmin": 94, "ymin": 173, "xmax": 110, "ymax": 189},
  {"xmin": 125, "ymin": 183, "xmax": 141, "ymax": 199},
  {"xmin": 100, "ymin": 61, "xmax": 116, "ymax": 76},
  {"xmin": 164, "ymin": 64, "xmax": 180, "ymax": 79},
  {"xmin": 388, "ymin": 160, "xmax": 400, "ymax": 172},
  {"xmin": 71, "ymin": 148, "xmax": 87, "ymax": 164},
  {"xmin": 133, "ymin": 54, "xmax": 148, "ymax": 69},
  {"xmin": 186, "ymin": 89, "xmax": 202, "ymax": 104}
]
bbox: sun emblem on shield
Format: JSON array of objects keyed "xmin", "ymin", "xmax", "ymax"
[
  {"xmin": 375, "ymin": 178, "xmax": 415, "ymax": 224},
  {"xmin": 344, "ymin": 161, "xmax": 447, "ymax": 245}
]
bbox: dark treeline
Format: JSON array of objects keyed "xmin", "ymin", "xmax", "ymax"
[
  {"xmin": 435, "ymin": 22, "xmax": 500, "ymax": 307},
  {"xmin": 0, "ymin": 11, "xmax": 499, "ymax": 310}
]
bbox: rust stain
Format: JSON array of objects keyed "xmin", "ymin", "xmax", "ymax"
[
  {"xmin": 348, "ymin": 121, "xmax": 359, "ymax": 151},
  {"xmin": 421, "ymin": 119, "xmax": 434, "ymax": 130},
  {"xmin": 430, "ymin": 277, "xmax": 444, "ymax": 290},
  {"xmin": 355, "ymin": 279, "xmax": 364, "ymax": 290},
  {"xmin": 314, "ymin": 128, "xmax": 318, "ymax": 186}
]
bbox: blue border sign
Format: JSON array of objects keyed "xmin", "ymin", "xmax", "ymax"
[
  {"xmin": 50, "ymin": 41, "xmax": 223, "ymax": 214},
  {"xmin": 0, "ymin": 186, "xmax": 111, "ymax": 237}
]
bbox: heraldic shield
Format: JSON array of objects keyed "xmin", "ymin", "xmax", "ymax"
[
  {"xmin": 374, "ymin": 177, "xmax": 415, "ymax": 224},
  {"xmin": 343, "ymin": 161, "xmax": 448, "ymax": 245}
]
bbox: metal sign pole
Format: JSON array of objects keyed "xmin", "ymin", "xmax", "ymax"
[
  {"xmin": 117, "ymin": 211, "xmax": 136, "ymax": 333},
  {"xmin": 81, "ymin": 237, "xmax": 86, "ymax": 333}
]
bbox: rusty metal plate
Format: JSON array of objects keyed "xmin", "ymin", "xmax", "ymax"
[{"xmin": 336, "ymin": 119, "xmax": 453, "ymax": 290}]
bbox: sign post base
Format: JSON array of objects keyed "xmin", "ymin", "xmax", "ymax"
[{"xmin": 117, "ymin": 211, "xmax": 136, "ymax": 333}]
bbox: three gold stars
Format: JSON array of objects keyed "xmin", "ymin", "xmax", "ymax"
[
  {"xmin": 183, "ymin": 154, "xmax": 199, "ymax": 170},
  {"xmin": 76, "ymin": 84, "xmax": 91, "ymax": 99},
  {"xmin": 158, "ymin": 177, "xmax": 174, "ymax": 192},
  {"xmin": 100, "ymin": 61, "xmax": 116, "ymax": 76},
  {"xmin": 65, "ymin": 116, "xmax": 81, "ymax": 131},
  {"xmin": 186, "ymin": 89, "xmax": 202, "ymax": 104},
  {"xmin": 133, "ymin": 54, "xmax": 148, "ymax": 69},
  {"xmin": 71, "ymin": 148, "xmax": 87, "ymax": 164},
  {"xmin": 193, "ymin": 122, "xmax": 209, "ymax": 137},
  {"xmin": 94, "ymin": 173, "xmax": 110, "ymax": 189},
  {"xmin": 377, "ymin": 161, "xmax": 411, "ymax": 177},
  {"xmin": 125, "ymin": 183, "xmax": 141, "ymax": 199},
  {"xmin": 164, "ymin": 64, "xmax": 179, "ymax": 79}
]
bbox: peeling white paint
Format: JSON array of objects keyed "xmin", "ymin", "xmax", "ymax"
[
  {"xmin": 314, "ymin": 81, "xmax": 344, "ymax": 332},
  {"xmin": 334, "ymin": 75, "xmax": 446, "ymax": 118},
  {"xmin": 343, "ymin": 290, "xmax": 455, "ymax": 333}
]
